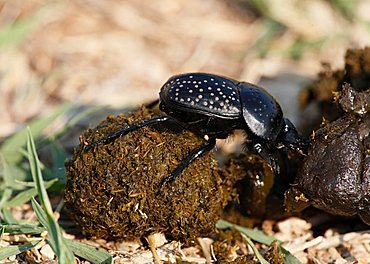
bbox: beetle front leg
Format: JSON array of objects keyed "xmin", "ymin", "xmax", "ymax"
[{"xmin": 249, "ymin": 141, "xmax": 281, "ymax": 174}]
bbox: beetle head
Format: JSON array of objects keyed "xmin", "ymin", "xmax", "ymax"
[{"xmin": 279, "ymin": 118, "xmax": 309, "ymax": 153}]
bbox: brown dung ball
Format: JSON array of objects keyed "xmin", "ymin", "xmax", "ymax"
[{"xmin": 64, "ymin": 107, "xmax": 238, "ymax": 241}]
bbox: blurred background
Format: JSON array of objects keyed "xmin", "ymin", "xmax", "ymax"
[{"xmin": 1, "ymin": 0, "xmax": 370, "ymax": 139}]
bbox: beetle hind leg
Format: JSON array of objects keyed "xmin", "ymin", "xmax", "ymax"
[
  {"xmin": 145, "ymin": 99, "xmax": 160, "ymax": 109},
  {"xmin": 84, "ymin": 115, "xmax": 171, "ymax": 151}
]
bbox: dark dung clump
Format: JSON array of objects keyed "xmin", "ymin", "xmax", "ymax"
[
  {"xmin": 289, "ymin": 47, "xmax": 370, "ymax": 225},
  {"xmin": 296, "ymin": 110, "xmax": 370, "ymax": 224},
  {"xmin": 299, "ymin": 47, "xmax": 370, "ymax": 134}
]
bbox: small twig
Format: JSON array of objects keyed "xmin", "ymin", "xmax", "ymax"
[
  {"xmin": 146, "ymin": 234, "xmax": 163, "ymax": 264},
  {"xmin": 197, "ymin": 237, "xmax": 213, "ymax": 264}
]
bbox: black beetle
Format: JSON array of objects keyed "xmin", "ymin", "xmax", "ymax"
[{"xmin": 86, "ymin": 73, "xmax": 307, "ymax": 188}]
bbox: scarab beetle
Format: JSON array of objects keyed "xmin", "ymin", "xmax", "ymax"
[{"xmin": 86, "ymin": 73, "xmax": 307, "ymax": 188}]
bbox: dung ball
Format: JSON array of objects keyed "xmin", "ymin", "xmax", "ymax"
[{"xmin": 64, "ymin": 106, "xmax": 237, "ymax": 241}]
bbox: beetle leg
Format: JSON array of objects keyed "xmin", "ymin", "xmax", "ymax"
[
  {"xmin": 252, "ymin": 142, "xmax": 281, "ymax": 174},
  {"xmin": 145, "ymin": 99, "xmax": 160, "ymax": 109},
  {"xmin": 85, "ymin": 115, "xmax": 171, "ymax": 150},
  {"xmin": 359, "ymin": 197, "xmax": 370, "ymax": 225},
  {"xmin": 159, "ymin": 137, "xmax": 216, "ymax": 191}
]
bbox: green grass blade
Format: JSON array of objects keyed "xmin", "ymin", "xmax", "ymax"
[
  {"xmin": 31, "ymin": 195, "xmax": 75, "ymax": 264},
  {"xmin": 2, "ymin": 179, "xmax": 58, "ymax": 209},
  {"xmin": 248, "ymin": 0, "xmax": 271, "ymax": 17},
  {"xmin": 0, "ymin": 154, "xmax": 28, "ymax": 190},
  {"xmin": 217, "ymin": 219, "xmax": 277, "ymax": 245},
  {"xmin": 280, "ymin": 246, "xmax": 302, "ymax": 264},
  {"xmin": 0, "ymin": 240, "xmax": 42, "ymax": 261},
  {"xmin": 31, "ymin": 197, "xmax": 66, "ymax": 254},
  {"xmin": 0, "ymin": 188, "xmax": 12, "ymax": 209},
  {"xmin": 65, "ymin": 239, "xmax": 113, "ymax": 264},
  {"xmin": 47, "ymin": 141, "xmax": 68, "ymax": 183},
  {"xmin": 1, "ymin": 104, "xmax": 71, "ymax": 164},
  {"xmin": 0, "ymin": 15, "xmax": 38, "ymax": 48},
  {"xmin": 27, "ymin": 129, "xmax": 75, "ymax": 263},
  {"xmin": 1, "ymin": 208, "xmax": 19, "ymax": 224},
  {"xmin": 0, "ymin": 225, "xmax": 4, "ymax": 240},
  {"xmin": 1, "ymin": 224, "xmax": 46, "ymax": 235},
  {"xmin": 331, "ymin": 0, "xmax": 357, "ymax": 19},
  {"xmin": 0, "ymin": 104, "xmax": 72, "ymax": 186},
  {"xmin": 1, "ymin": 208, "xmax": 39, "ymax": 226},
  {"xmin": 30, "ymin": 198, "xmax": 49, "ymax": 232},
  {"xmin": 27, "ymin": 129, "xmax": 53, "ymax": 213},
  {"xmin": 47, "ymin": 105, "xmax": 104, "ymax": 142},
  {"xmin": 245, "ymin": 19, "xmax": 283, "ymax": 58},
  {"xmin": 241, "ymin": 233, "xmax": 269, "ymax": 264},
  {"xmin": 216, "ymin": 219, "xmax": 302, "ymax": 264}
]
